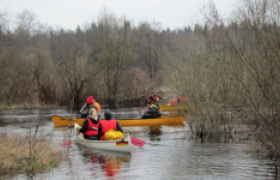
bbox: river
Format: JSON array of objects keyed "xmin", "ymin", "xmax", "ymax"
[{"xmin": 0, "ymin": 107, "xmax": 277, "ymax": 180}]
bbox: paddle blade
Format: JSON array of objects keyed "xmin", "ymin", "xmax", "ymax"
[
  {"xmin": 62, "ymin": 140, "xmax": 73, "ymax": 146},
  {"xmin": 131, "ymin": 138, "xmax": 145, "ymax": 147}
]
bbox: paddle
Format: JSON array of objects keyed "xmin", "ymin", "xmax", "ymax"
[
  {"xmin": 138, "ymin": 109, "xmax": 146, "ymax": 114},
  {"xmin": 62, "ymin": 123, "xmax": 78, "ymax": 146},
  {"xmin": 131, "ymin": 138, "xmax": 145, "ymax": 147},
  {"xmin": 62, "ymin": 139, "xmax": 73, "ymax": 146},
  {"xmin": 79, "ymin": 103, "xmax": 87, "ymax": 113}
]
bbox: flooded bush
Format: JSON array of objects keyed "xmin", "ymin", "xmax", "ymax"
[{"xmin": 0, "ymin": 133, "xmax": 62, "ymax": 178}]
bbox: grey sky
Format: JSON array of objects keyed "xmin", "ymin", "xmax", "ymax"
[{"xmin": 1, "ymin": 0, "xmax": 236, "ymax": 30}]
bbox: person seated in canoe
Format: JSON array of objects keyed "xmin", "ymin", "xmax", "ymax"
[
  {"xmin": 80, "ymin": 96, "xmax": 101, "ymax": 117},
  {"xmin": 141, "ymin": 96, "xmax": 162, "ymax": 119},
  {"xmin": 170, "ymin": 97, "xmax": 177, "ymax": 106},
  {"xmin": 147, "ymin": 92, "xmax": 160, "ymax": 107},
  {"xmin": 98, "ymin": 110, "xmax": 123, "ymax": 140},
  {"xmin": 179, "ymin": 96, "xmax": 187, "ymax": 104},
  {"xmin": 87, "ymin": 96, "xmax": 101, "ymax": 113},
  {"xmin": 79, "ymin": 108, "xmax": 100, "ymax": 140}
]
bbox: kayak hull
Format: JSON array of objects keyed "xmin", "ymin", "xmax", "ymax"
[
  {"xmin": 52, "ymin": 115, "xmax": 184, "ymax": 127},
  {"xmin": 74, "ymin": 124, "xmax": 132, "ymax": 153}
]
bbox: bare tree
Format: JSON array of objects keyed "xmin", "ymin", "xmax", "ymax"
[
  {"xmin": 53, "ymin": 31, "xmax": 99, "ymax": 108},
  {"xmin": 226, "ymin": 0, "xmax": 280, "ymax": 159},
  {"xmin": 95, "ymin": 10, "xmax": 138, "ymax": 105}
]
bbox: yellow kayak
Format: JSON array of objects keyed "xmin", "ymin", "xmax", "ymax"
[{"xmin": 52, "ymin": 115, "xmax": 184, "ymax": 127}]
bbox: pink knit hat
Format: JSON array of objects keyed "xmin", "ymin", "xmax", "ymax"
[{"xmin": 87, "ymin": 96, "xmax": 94, "ymax": 105}]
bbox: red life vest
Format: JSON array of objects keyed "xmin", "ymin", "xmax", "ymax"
[
  {"xmin": 180, "ymin": 96, "xmax": 187, "ymax": 103},
  {"xmin": 100, "ymin": 119, "xmax": 117, "ymax": 140},
  {"xmin": 153, "ymin": 95, "xmax": 159, "ymax": 101},
  {"xmin": 170, "ymin": 99, "xmax": 177, "ymax": 105},
  {"xmin": 85, "ymin": 117, "xmax": 100, "ymax": 136}
]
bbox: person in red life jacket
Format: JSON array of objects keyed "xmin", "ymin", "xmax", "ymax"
[
  {"xmin": 170, "ymin": 97, "xmax": 177, "ymax": 106},
  {"xmin": 98, "ymin": 110, "xmax": 123, "ymax": 140},
  {"xmin": 141, "ymin": 96, "xmax": 162, "ymax": 119},
  {"xmin": 179, "ymin": 96, "xmax": 187, "ymax": 104},
  {"xmin": 147, "ymin": 92, "xmax": 160, "ymax": 107},
  {"xmin": 79, "ymin": 108, "xmax": 100, "ymax": 140}
]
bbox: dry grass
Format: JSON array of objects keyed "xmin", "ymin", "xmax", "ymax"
[
  {"xmin": 0, "ymin": 102, "xmax": 63, "ymax": 109},
  {"xmin": 0, "ymin": 133, "xmax": 62, "ymax": 177}
]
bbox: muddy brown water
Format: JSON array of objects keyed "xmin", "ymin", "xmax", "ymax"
[{"xmin": 0, "ymin": 108, "xmax": 277, "ymax": 180}]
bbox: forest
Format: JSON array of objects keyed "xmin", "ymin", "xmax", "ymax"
[{"xmin": 0, "ymin": 0, "xmax": 280, "ymax": 161}]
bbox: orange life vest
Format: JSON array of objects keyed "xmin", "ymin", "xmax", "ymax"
[
  {"xmin": 153, "ymin": 95, "xmax": 159, "ymax": 101},
  {"xmin": 180, "ymin": 96, "xmax": 187, "ymax": 103},
  {"xmin": 100, "ymin": 119, "xmax": 117, "ymax": 140},
  {"xmin": 93, "ymin": 102, "xmax": 101, "ymax": 112},
  {"xmin": 170, "ymin": 99, "xmax": 177, "ymax": 105},
  {"xmin": 85, "ymin": 117, "xmax": 100, "ymax": 136}
]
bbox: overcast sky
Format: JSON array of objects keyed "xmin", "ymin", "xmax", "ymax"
[{"xmin": 1, "ymin": 0, "xmax": 237, "ymax": 31}]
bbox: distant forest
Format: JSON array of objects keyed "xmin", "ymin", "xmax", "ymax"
[{"xmin": 0, "ymin": 0, "xmax": 278, "ymax": 107}]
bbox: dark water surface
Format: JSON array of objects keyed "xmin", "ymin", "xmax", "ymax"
[{"xmin": 0, "ymin": 108, "xmax": 277, "ymax": 180}]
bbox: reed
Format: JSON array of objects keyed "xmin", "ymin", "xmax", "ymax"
[{"xmin": 0, "ymin": 133, "xmax": 62, "ymax": 177}]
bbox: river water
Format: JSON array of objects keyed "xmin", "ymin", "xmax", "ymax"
[{"xmin": 0, "ymin": 108, "xmax": 277, "ymax": 180}]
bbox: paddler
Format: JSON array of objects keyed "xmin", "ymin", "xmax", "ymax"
[
  {"xmin": 141, "ymin": 96, "xmax": 161, "ymax": 119},
  {"xmin": 79, "ymin": 108, "xmax": 100, "ymax": 140}
]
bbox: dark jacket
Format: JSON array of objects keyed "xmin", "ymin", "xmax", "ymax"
[
  {"xmin": 146, "ymin": 101, "xmax": 160, "ymax": 114},
  {"xmin": 141, "ymin": 101, "xmax": 161, "ymax": 119}
]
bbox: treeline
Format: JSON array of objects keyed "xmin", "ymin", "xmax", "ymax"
[
  {"xmin": 0, "ymin": 6, "xmax": 225, "ymax": 108},
  {"xmin": 0, "ymin": 10, "xmax": 166, "ymax": 107},
  {"xmin": 0, "ymin": 9, "xmax": 207, "ymax": 108}
]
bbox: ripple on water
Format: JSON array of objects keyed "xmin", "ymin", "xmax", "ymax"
[{"xmin": 0, "ymin": 108, "xmax": 277, "ymax": 180}]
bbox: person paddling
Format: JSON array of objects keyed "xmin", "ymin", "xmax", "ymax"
[
  {"xmin": 79, "ymin": 108, "xmax": 100, "ymax": 140},
  {"xmin": 79, "ymin": 96, "xmax": 101, "ymax": 118},
  {"xmin": 98, "ymin": 110, "xmax": 123, "ymax": 140},
  {"xmin": 86, "ymin": 96, "xmax": 101, "ymax": 114},
  {"xmin": 141, "ymin": 96, "xmax": 161, "ymax": 119}
]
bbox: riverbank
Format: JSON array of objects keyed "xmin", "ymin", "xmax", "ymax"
[
  {"xmin": 0, "ymin": 133, "xmax": 62, "ymax": 178},
  {"xmin": 0, "ymin": 102, "xmax": 63, "ymax": 110}
]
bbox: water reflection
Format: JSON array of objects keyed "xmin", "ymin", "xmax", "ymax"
[
  {"xmin": 149, "ymin": 126, "xmax": 162, "ymax": 142},
  {"xmin": 82, "ymin": 148, "xmax": 131, "ymax": 179},
  {"xmin": 0, "ymin": 108, "xmax": 278, "ymax": 180}
]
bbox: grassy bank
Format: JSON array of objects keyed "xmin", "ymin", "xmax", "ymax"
[
  {"xmin": 0, "ymin": 102, "xmax": 64, "ymax": 110},
  {"xmin": 0, "ymin": 133, "xmax": 62, "ymax": 177}
]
